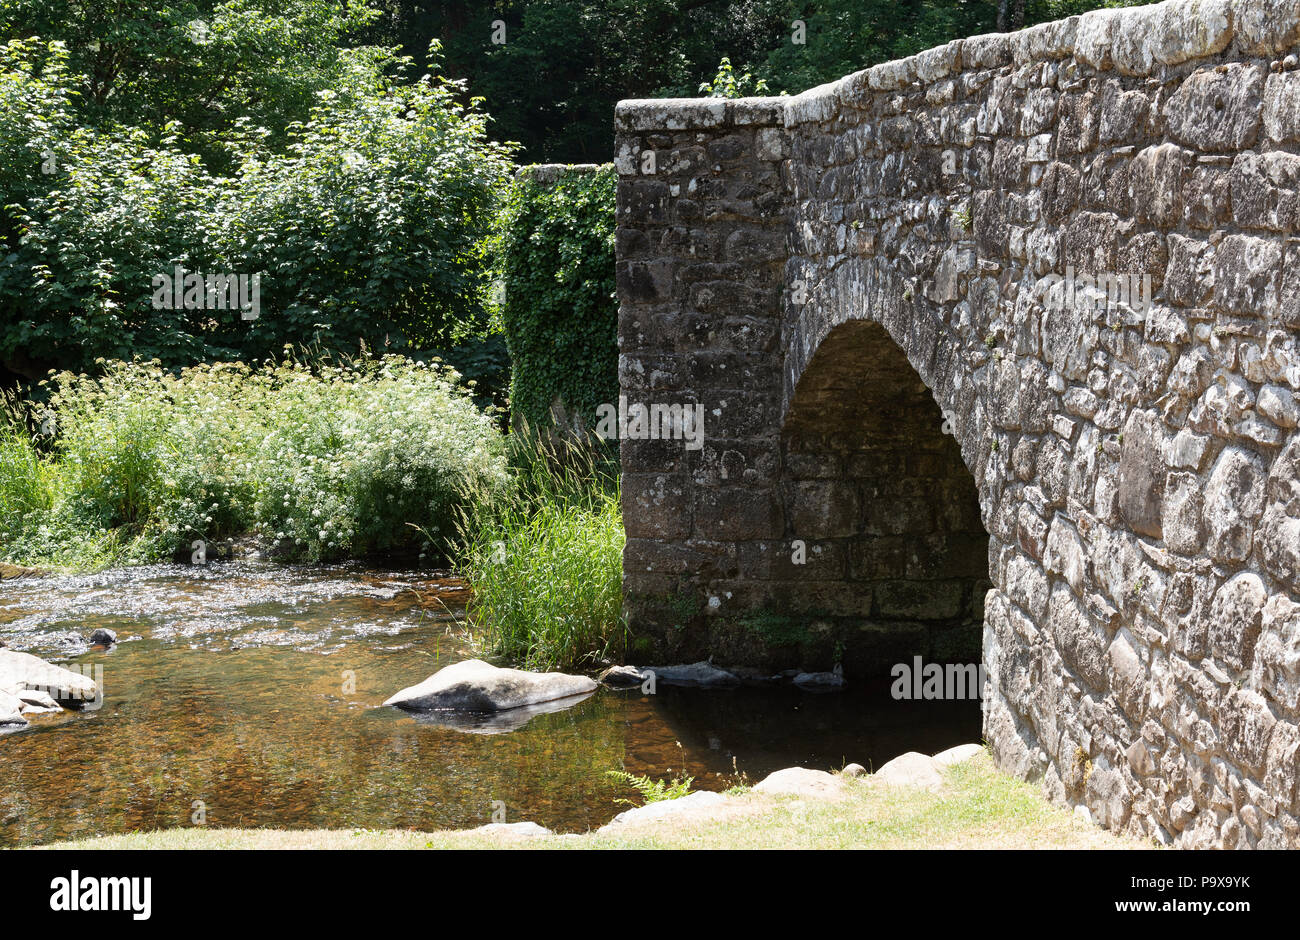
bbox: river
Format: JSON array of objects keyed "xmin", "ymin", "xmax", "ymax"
[{"xmin": 0, "ymin": 562, "xmax": 980, "ymax": 846}]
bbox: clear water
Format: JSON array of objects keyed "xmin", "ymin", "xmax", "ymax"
[{"xmin": 0, "ymin": 562, "xmax": 980, "ymax": 846}]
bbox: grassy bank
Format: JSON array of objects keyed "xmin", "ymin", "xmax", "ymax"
[
  {"xmin": 40, "ymin": 753, "xmax": 1147, "ymax": 850},
  {"xmin": 0, "ymin": 356, "xmax": 508, "ymax": 569}
]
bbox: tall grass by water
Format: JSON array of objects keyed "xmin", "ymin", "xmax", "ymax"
[
  {"xmin": 0, "ymin": 356, "xmax": 508, "ymax": 569},
  {"xmin": 455, "ymin": 431, "xmax": 626, "ymax": 672}
]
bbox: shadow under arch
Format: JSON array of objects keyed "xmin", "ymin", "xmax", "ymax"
[{"xmin": 779, "ymin": 319, "xmax": 991, "ymax": 678}]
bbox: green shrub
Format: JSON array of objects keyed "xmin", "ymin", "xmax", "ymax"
[
  {"xmin": 455, "ymin": 431, "xmax": 625, "ymax": 671},
  {"xmin": 495, "ymin": 165, "xmax": 616, "ymax": 431},
  {"xmin": 0, "ymin": 39, "xmax": 513, "ymax": 380},
  {"xmin": 0, "ymin": 356, "xmax": 508, "ymax": 567}
]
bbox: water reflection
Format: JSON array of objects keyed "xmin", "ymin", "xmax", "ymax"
[{"xmin": 0, "ymin": 562, "xmax": 979, "ymax": 846}]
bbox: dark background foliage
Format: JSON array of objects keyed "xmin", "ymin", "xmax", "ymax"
[{"xmin": 361, "ymin": 0, "xmax": 1138, "ymax": 163}]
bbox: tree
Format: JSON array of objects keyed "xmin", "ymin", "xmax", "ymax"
[
  {"xmin": 0, "ymin": 0, "xmax": 381, "ymax": 171},
  {"xmin": 0, "ymin": 38, "xmax": 514, "ymax": 379}
]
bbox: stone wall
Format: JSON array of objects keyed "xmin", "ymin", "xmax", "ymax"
[{"xmin": 615, "ymin": 0, "xmax": 1300, "ymax": 847}]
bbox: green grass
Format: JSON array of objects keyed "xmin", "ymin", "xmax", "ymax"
[
  {"xmin": 453, "ymin": 430, "xmax": 626, "ymax": 672},
  {"xmin": 37, "ymin": 752, "xmax": 1151, "ymax": 850}
]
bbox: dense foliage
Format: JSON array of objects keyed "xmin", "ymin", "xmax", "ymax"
[
  {"xmin": 0, "ymin": 0, "xmax": 380, "ymax": 171},
  {"xmin": 496, "ymin": 165, "xmax": 617, "ymax": 430},
  {"xmin": 0, "ymin": 356, "xmax": 508, "ymax": 567},
  {"xmin": 0, "ymin": 7, "xmax": 513, "ymax": 382}
]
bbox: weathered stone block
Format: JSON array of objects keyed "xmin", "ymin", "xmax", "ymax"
[
  {"xmin": 1163, "ymin": 64, "xmax": 1266, "ymax": 152},
  {"xmin": 1130, "ymin": 144, "xmax": 1189, "ymax": 226},
  {"xmin": 1049, "ymin": 582, "xmax": 1109, "ymax": 691},
  {"xmin": 1208, "ymin": 572, "xmax": 1268, "ymax": 673},
  {"xmin": 692, "ymin": 486, "xmax": 782, "ymax": 541},
  {"xmin": 1230, "ymin": 151, "xmax": 1300, "ymax": 231},
  {"xmin": 875, "ymin": 579, "xmax": 965, "ymax": 620},
  {"xmin": 1253, "ymin": 593, "xmax": 1300, "ymax": 715},
  {"xmin": 1162, "ymin": 471, "xmax": 1205, "ymax": 554},
  {"xmin": 1118, "ymin": 410, "xmax": 1168, "ymax": 538},
  {"xmin": 1204, "ymin": 446, "xmax": 1268, "ymax": 563},
  {"xmin": 1213, "ymin": 234, "xmax": 1282, "ymax": 315},
  {"xmin": 1163, "ymin": 234, "xmax": 1212, "ymax": 307}
]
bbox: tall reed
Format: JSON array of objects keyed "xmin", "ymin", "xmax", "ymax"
[{"xmin": 454, "ymin": 427, "xmax": 626, "ymax": 672}]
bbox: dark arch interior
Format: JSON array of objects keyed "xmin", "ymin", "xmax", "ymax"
[{"xmin": 780, "ymin": 320, "xmax": 989, "ymax": 678}]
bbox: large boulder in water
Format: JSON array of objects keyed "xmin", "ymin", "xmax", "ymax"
[
  {"xmin": 383, "ymin": 658, "xmax": 597, "ymax": 712},
  {"xmin": 0, "ymin": 649, "xmax": 99, "ymax": 705}
]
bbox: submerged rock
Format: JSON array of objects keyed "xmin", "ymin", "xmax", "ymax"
[
  {"xmin": 727, "ymin": 665, "xmax": 784, "ymax": 684},
  {"xmin": 88, "ymin": 628, "xmax": 117, "ymax": 647},
  {"xmin": 640, "ymin": 661, "xmax": 740, "ymax": 688},
  {"xmin": 383, "ymin": 658, "xmax": 597, "ymax": 713},
  {"xmin": 405, "ymin": 690, "xmax": 596, "ymax": 734},
  {"xmin": 793, "ymin": 665, "xmax": 846, "ymax": 691},
  {"xmin": 0, "ymin": 649, "xmax": 99, "ymax": 706}
]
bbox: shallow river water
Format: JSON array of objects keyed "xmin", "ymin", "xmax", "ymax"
[{"xmin": 0, "ymin": 562, "xmax": 980, "ymax": 846}]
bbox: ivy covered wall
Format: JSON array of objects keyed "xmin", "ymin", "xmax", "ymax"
[{"xmin": 497, "ymin": 164, "xmax": 617, "ymax": 432}]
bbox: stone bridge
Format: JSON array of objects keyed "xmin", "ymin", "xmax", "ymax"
[{"xmin": 613, "ymin": 0, "xmax": 1300, "ymax": 847}]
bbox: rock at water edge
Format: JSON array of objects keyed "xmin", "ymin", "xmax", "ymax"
[{"xmin": 384, "ymin": 658, "xmax": 597, "ymax": 712}]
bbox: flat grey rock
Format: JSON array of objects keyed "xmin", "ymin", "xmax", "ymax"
[
  {"xmin": 471, "ymin": 821, "xmax": 553, "ymax": 837},
  {"xmin": 604, "ymin": 790, "xmax": 729, "ymax": 827},
  {"xmin": 0, "ymin": 649, "xmax": 99, "ymax": 705},
  {"xmin": 384, "ymin": 658, "xmax": 597, "ymax": 712},
  {"xmin": 640, "ymin": 661, "xmax": 739, "ymax": 688}
]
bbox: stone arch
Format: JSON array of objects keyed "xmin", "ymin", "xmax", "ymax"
[{"xmin": 779, "ymin": 318, "xmax": 990, "ymax": 676}]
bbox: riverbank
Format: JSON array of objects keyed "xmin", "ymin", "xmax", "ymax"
[{"xmin": 39, "ymin": 752, "xmax": 1148, "ymax": 850}]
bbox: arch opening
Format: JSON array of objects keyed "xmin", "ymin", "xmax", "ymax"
[{"xmin": 780, "ymin": 320, "xmax": 990, "ymax": 679}]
